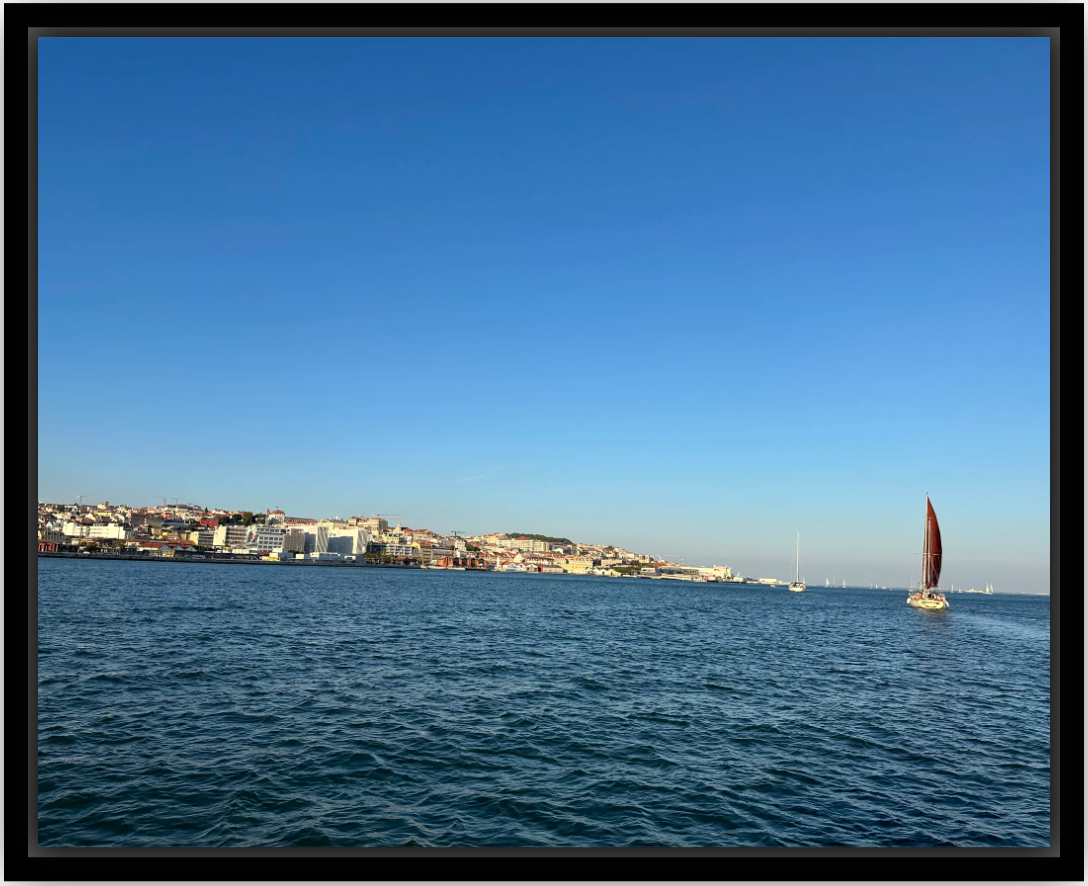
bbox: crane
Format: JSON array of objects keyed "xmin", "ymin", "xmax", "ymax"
[
  {"xmin": 75, "ymin": 494, "xmax": 95, "ymax": 509},
  {"xmin": 152, "ymin": 496, "xmax": 170, "ymax": 509}
]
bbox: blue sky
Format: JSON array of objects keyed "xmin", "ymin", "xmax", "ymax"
[{"xmin": 37, "ymin": 37, "xmax": 1051, "ymax": 592}]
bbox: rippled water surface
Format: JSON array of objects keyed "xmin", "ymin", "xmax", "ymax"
[{"xmin": 37, "ymin": 560, "xmax": 1050, "ymax": 846}]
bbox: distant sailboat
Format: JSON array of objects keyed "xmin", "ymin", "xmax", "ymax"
[
  {"xmin": 907, "ymin": 495, "xmax": 949, "ymax": 610},
  {"xmin": 789, "ymin": 532, "xmax": 806, "ymax": 592}
]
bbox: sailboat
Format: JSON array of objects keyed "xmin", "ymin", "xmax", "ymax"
[
  {"xmin": 907, "ymin": 495, "xmax": 949, "ymax": 610},
  {"xmin": 842, "ymin": 579, "xmax": 846, "ymax": 588},
  {"xmin": 788, "ymin": 532, "xmax": 806, "ymax": 592}
]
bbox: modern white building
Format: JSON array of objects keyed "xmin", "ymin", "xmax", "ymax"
[
  {"xmin": 253, "ymin": 526, "xmax": 287, "ymax": 551},
  {"xmin": 87, "ymin": 524, "xmax": 132, "ymax": 540},
  {"xmin": 214, "ymin": 525, "xmax": 251, "ymax": 550},
  {"xmin": 303, "ymin": 526, "xmax": 330, "ymax": 554},
  {"xmin": 326, "ymin": 528, "xmax": 368, "ymax": 557},
  {"xmin": 367, "ymin": 542, "xmax": 414, "ymax": 558}
]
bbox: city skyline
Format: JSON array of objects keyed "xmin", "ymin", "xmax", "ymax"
[
  {"xmin": 38, "ymin": 494, "xmax": 1043, "ymax": 594},
  {"xmin": 37, "ymin": 37, "xmax": 1051, "ymax": 593}
]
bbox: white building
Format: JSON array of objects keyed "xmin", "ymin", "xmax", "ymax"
[
  {"xmin": 214, "ymin": 525, "xmax": 251, "ymax": 550},
  {"xmin": 87, "ymin": 524, "xmax": 131, "ymax": 540},
  {"xmin": 253, "ymin": 526, "xmax": 287, "ymax": 551},
  {"xmin": 327, "ymin": 528, "xmax": 369, "ymax": 557},
  {"xmin": 304, "ymin": 526, "xmax": 330, "ymax": 554}
]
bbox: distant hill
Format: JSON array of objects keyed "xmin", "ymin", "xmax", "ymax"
[{"xmin": 507, "ymin": 532, "xmax": 573, "ymax": 545}]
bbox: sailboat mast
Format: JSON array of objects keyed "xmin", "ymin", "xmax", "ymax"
[
  {"xmin": 795, "ymin": 532, "xmax": 800, "ymax": 582},
  {"xmin": 920, "ymin": 494, "xmax": 930, "ymax": 589}
]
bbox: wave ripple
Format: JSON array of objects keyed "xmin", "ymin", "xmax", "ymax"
[{"xmin": 38, "ymin": 562, "xmax": 1050, "ymax": 846}]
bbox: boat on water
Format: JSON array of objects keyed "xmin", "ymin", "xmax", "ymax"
[
  {"xmin": 788, "ymin": 532, "xmax": 806, "ymax": 592},
  {"xmin": 907, "ymin": 495, "xmax": 949, "ymax": 610},
  {"xmin": 964, "ymin": 583, "xmax": 994, "ymax": 595}
]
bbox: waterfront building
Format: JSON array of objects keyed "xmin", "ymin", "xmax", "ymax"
[
  {"xmin": 214, "ymin": 525, "xmax": 251, "ymax": 550},
  {"xmin": 283, "ymin": 528, "xmax": 307, "ymax": 553},
  {"xmin": 188, "ymin": 529, "xmax": 216, "ymax": 547},
  {"xmin": 249, "ymin": 526, "xmax": 285, "ymax": 550},
  {"xmin": 305, "ymin": 551, "xmax": 341, "ymax": 561},
  {"xmin": 327, "ymin": 528, "xmax": 368, "ymax": 557},
  {"xmin": 367, "ymin": 542, "xmax": 415, "ymax": 558},
  {"xmin": 523, "ymin": 555, "xmax": 554, "ymax": 566},
  {"xmin": 303, "ymin": 526, "xmax": 330, "ymax": 554},
  {"xmin": 562, "ymin": 556, "xmax": 595, "ymax": 574}
]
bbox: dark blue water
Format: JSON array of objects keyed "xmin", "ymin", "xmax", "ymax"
[{"xmin": 37, "ymin": 559, "xmax": 1050, "ymax": 846}]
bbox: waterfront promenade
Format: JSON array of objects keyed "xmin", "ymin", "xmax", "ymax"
[{"xmin": 36, "ymin": 552, "xmax": 417, "ymax": 569}]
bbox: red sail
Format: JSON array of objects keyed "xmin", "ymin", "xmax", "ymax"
[{"xmin": 925, "ymin": 498, "xmax": 943, "ymax": 589}]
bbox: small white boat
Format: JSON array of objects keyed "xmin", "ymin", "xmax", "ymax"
[{"xmin": 907, "ymin": 495, "xmax": 949, "ymax": 611}]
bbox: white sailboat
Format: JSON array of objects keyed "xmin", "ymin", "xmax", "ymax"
[
  {"xmin": 907, "ymin": 495, "xmax": 949, "ymax": 610},
  {"xmin": 788, "ymin": 532, "xmax": 806, "ymax": 592}
]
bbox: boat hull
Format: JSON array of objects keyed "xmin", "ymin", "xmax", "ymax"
[
  {"xmin": 788, "ymin": 582, "xmax": 806, "ymax": 593},
  {"xmin": 907, "ymin": 592, "xmax": 949, "ymax": 610}
]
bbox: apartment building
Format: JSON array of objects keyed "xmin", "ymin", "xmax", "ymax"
[{"xmin": 188, "ymin": 529, "xmax": 216, "ymax": 547}]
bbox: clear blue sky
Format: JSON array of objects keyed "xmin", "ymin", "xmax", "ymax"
[{"xmin": 37, "ymin": 37, "xmax": 1051, "ymax": 592}]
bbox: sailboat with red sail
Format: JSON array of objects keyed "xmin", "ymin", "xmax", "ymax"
[{"xmin": 907, "ymin": 495, "xmax": 949, "ymax": 610}]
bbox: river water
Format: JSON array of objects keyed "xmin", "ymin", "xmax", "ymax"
[{"xmin": 37, "ymin": 559, "xmax": 1051, "ymax": 846}]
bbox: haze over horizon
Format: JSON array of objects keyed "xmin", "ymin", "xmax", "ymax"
[{"xmin": 37, "ymin": 38, "xmax": 1051, "ymax": 594}]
